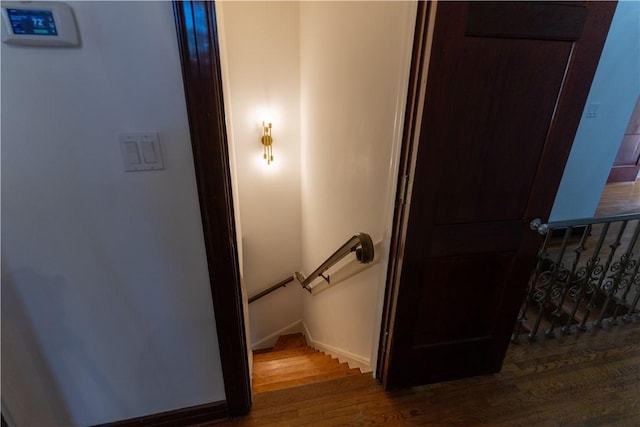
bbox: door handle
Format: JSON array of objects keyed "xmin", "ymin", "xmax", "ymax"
[{"xmin": 529, "ymin": 218, "xmax": 549, "ymax": 235}]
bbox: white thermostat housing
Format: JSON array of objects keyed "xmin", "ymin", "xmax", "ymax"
[{"xmin": 1, "ymin": 1, "xmax": 80, "ymax": 46}]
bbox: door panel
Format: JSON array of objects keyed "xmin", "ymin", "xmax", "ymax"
[
  {"xmin": 411, "ymin": 252, "xmax": 514, "ymax": 345},
  {"xmin": 381, "ymin": 1, "xmax": 616, "ymax": 388},
  {"xmin": 431, "ymin": 37, "xmax": 572, "ymax": 224}
]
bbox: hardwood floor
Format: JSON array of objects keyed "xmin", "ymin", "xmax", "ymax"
[
  {"xmin": 209, "ymin": 323, "xmax": 640, "ymax": 426},
  {"xmin": 596, "ymin": 178, "xmax": 640, "ymax": 216},
  {"xmin": 208, "ymin": 183, "xmax": 640, "ymax": 425}
]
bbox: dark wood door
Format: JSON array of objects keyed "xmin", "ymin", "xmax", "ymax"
[
  {"xmin": 380, "ymin": 1, "xmax": 616, "ymax": 388},
  {"xmin": 608, "ymin": 95, "xmax": 640, "ymax": 183}
]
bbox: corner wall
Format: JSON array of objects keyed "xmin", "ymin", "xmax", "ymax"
[
  {"xmin": 216, "ymin": 1, "xmax": 303, "ymax": 348},
  {"xmin": 550, "ymin": 1, "xmax": 640, "ymax": 221},
  {"xmin": 299, "ymin": 1, "xmax": 416, "ymax": 368},
  {"xmin": 1, "ymin": 2, "xmax": 225, "ymax": 425}
]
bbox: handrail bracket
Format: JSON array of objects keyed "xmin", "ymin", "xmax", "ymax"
[{"xmin": 295, "ymin": 232, "xmax": 375, "ymax": 293}]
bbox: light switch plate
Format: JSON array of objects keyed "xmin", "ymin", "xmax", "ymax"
[
  {"xmin": 119, "ymin": 133, "xmax": 165, "ymax": 171},
  {"xmin": 585, "ymin": 103, "xmax": 600, "ymax": 119}
]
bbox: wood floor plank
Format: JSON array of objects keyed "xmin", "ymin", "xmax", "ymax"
[
  {"xmin": 596, "ymin": 179, "xmax": 640, "ymax": 216},
  {"xmin": 216, "ymin": 323, "xmax": 640, "ymax": 426}
]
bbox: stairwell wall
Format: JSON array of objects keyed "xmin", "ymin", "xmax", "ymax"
[
  {"xmin": 299, "ymin": 1, "xmax": 416, "ymax": 370},
  {"xmin": 216, "ymin": 1, "xmax": 303, "ymax": 348}
]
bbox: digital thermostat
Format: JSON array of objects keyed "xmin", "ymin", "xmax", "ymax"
[{"xmin": 1, "ymin": 1, "xmax": 79, "ymax": 46}]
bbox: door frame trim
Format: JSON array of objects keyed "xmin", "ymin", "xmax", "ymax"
[
  {"xmin": 173, "ymin": 1, "xmax": 251, "ymax": 416},
  {"xmin": 376, "ymin": 0, "xmax": 433, "ymax": 386}
]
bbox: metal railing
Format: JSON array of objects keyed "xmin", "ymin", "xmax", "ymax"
[
  {"xmin": 513, "ymin": 213, "xmax": 640, "ymax": 341},
  {"xmin": 295, "ymin": 233, "xmax": 375, "ymax": 292},
  {"xmin": 247, "ymin": 233, "xmax": 375, "ymax": 303},
  {"xmin": 248, "ymin": 275, "xmax": 294, "ymax": 304}
]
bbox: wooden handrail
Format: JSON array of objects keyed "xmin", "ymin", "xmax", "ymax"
[
  {"xmin": 248, "ymin": 275, "xmax": 294, "ymax": 304},
  {"xmin": 249, "ymin": 233, "xmax": 375, "ymax": 302},
  {"xmin": 294, "ymin": 233, "xmax": 375, "ymax": 292}
]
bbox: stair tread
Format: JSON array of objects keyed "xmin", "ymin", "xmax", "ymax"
[
  {"xmin": 253, "ymin": 347, "xmax": 318, "ymax": 362},
  {"xmin": 254, "ymin": 355, "xmax": 341, "ymax": 377},
  {"xmin": 253, "ymin": 368, "xmax": 362, "ymax": 394},
  {"xmin": 272, "ymin": 333, "xmax": 307, "ymax": 351},
  {"xmin": 253, "ymin": 362, "xmax": 352, "ymax": 386},
  {"xmin": 252, "ymin": 334, "xmax": 362, "ymax": 394}
]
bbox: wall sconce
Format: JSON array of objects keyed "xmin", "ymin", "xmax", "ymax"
[{"xmin": 261, "ymin": 121, "xmax": 274, "ymax": 165}]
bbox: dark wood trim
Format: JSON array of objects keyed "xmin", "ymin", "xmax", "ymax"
[
  {"xmin": 172, "ymin": 1, "xmax": 251, "ymax": 417},
  {"xmin": 466, "ymin": 2, "xmax": 587, "ymax": 41},
  {"xmin": 94, "ymin": 401, "xmax": 227, "ymax": 427},
  {"xmin": 377, "ymin": 0, "xmax": 431, "ymax": 386}
]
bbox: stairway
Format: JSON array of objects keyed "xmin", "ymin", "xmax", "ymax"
[{"xmin": 252, "ymin": 333, "xmax": 361, "ymax": 394}]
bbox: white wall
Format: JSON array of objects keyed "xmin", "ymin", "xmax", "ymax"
[
  {"xmin": 299, "ymin": 1, "xmax": 416, "ymax": 367},
  {"xmin": 550, "ymin": 1, "xmax": 640, "ymax": 221},
  {"xmin": 1, "ymin": 2, "xmax": 225, "ymax": 425},
  {"xmin": 217, "ymin": 1, "xmax": 303, "ymax": 348}
]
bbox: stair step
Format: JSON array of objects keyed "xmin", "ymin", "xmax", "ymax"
[
  {"xmin": 253, "ymin": 346, "xmax": 318, "ymax": 362},
  {"xmin": 253, "ymin": 362, "xmax": 351, "ymax": 386},
  {"xmin": 253, "ymin": 347, "xmax": 274, "ymax": 355},
  {"xmin": 272, "ymin": 333, "xmax": 307, "ymax": 351},
  {"xmin": 252, "ymin": 368, "xmax": 362, "ymax": 394},
  {"xmin": 254, "ymin": 354, "xmax": 341, "ymax": 377},
  {"xmin": 252, "ymin": 333, "xmax": 363, "ymax": 394}
]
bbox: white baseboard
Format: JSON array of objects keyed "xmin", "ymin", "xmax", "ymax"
[
  {"xmin": 303, "ymin": 322, "xmax": 372, "ymax": 373},
  {"xmin": 251, "ymin": 319, "xmax": 304, "ymax": 350}
]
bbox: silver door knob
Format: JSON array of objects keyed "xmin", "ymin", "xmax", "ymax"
[{"xmin": 529, "ymin": 218, "xmax": 549, "ymax": 235}]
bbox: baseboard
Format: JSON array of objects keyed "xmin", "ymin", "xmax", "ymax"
[
  {"xmin": 252, "ymin": 319, "xmax": 304, "ymax": 350},
  {"xmin": 93, "ymin": 401, "xmax": 227, "ymax": 427},
  {"xmin": 303, "ymin": 322, "xmax": 372, "ymax": 373}
]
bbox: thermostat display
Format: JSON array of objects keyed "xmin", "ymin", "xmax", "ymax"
[
  {"xmin": 1, "ymin": 2, "xmax": 79, "ymax": 47},
  {"xmin": 7, "ymin": 9, "xmax": 58, "ymax": 36}
]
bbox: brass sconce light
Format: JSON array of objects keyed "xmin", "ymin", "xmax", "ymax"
[{"xmin": 261, "ymin": 121, "xmax": 274, "ymax": 165}]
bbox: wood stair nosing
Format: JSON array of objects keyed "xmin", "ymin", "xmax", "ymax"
[
  {"xmin": 253, "ymin": 347, "xmax": 319, "ymax": 362},
  {"xmin": 253, "ymin": 351, "xmax": 328, "ymax": 368},
  {"xmin": 253, "ymin": 362, "xmax": 352, "ymax": 386},
  {"xmin": 252, "ymin": 368, "xmax": 362, "ymax": 394},
  {"xmin": 253, "ymin": 356, "xmax": 342, "ymax": 377}
]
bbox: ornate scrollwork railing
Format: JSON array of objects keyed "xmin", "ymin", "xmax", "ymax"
[{"xmin": 513, "ymin": 213, "xmax": 640, "ymax": 342}]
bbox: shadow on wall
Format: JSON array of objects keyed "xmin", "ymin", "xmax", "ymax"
[{"xmin": 2, "ymin": 266, "xmax": 79, "ymax": 426}]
